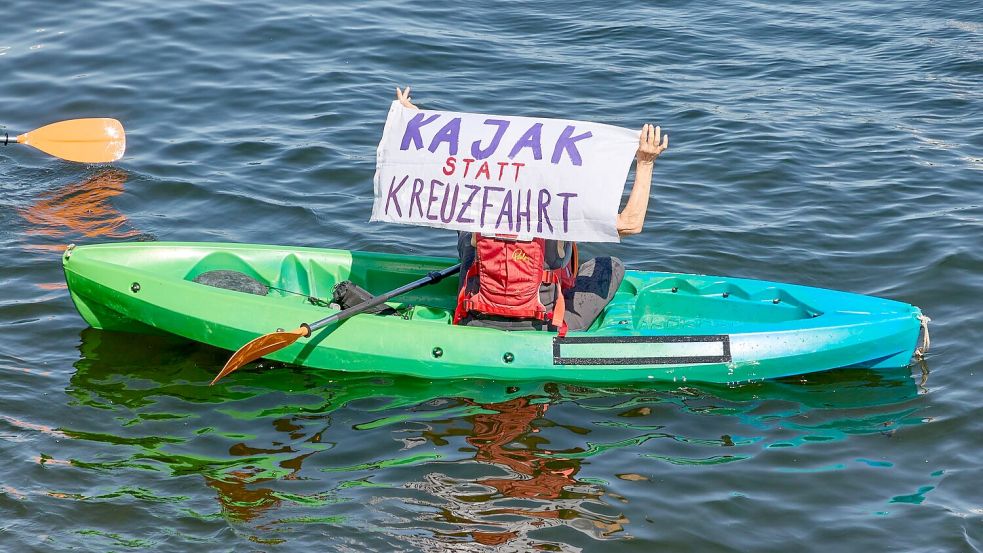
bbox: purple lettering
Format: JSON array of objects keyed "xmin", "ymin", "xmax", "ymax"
[
  {"xmin": 456, "ymin": 184, "xmax": 480, "ymax": 224},
  {"xmin": 495, "ymin": 190, "xmax": 514, "ymax": 231},
  {"xmin": 537, "ymin": 188, "xmax": 553, "ymax": 233},
  {"xmin": 557, "ymin": 192, "xmax": 577, "ymax": 233},
  {"xmin": 428, "ymin": 117, "xmax": 461, "ymax": 155},
  {"xmin": 550, "ymin": 125, "xmax": 592, "ymax": 166},
  {"xmin": 426, "ymin": 179, "xmax": 444, "ymax": 221},
  {"xmin": 480, "ymin": 186, "xmax": 505, "ymax": 228},
  {"xmin": 508, "ymin": 123, "xmax": 543, "ymax": 161},
  {"xmin": 400, "ymin": 113, "xmax": 440, "ymax": 151},
  {"xmin": 408, "ymin": 178, "xmax": 425, "ymax": 218},
  {"xmin": 515, "ymin": 189, "xmax": 532, "ymax": 233},
  {"xmin": 385, "ymin": 175, "xmax": 408, "ymax": 216},
  {"xmin": 440, "ymin": 183, "xmax": 460, "ymax": 224},
  {"xmin": 471, "ymin": 119, "xmax": 510, "ymax": 160}
]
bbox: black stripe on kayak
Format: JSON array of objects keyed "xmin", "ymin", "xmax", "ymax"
[{"xmin": 552, "ymin": 335, "xmax": 732, "ymax": 366}]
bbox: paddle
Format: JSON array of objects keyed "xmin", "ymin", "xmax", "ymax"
[
  {"xmin": 3, "ymin": 118, "xmax": 126, "ymax": 163},
  {"xmin": 210, "ymin": 262, "xmax": 463, "ymax": 385}
]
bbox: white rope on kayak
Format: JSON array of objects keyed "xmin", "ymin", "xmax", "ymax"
[{"xmin": 914, "ymin": 315, "xmax": 931, "ymax": 359}]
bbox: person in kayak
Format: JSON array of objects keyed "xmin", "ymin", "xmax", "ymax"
[{"xmin": 395, "ymin": 86, "xmax": 668, "ymax": 333}]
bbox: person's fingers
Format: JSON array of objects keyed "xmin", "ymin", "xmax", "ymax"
[
  {"xmin": 661, "ymin": 133, "xmax": 669, "ymax": 150},
  {"xmin": 653, "ymin": 126, "xmax": 661, "ymax": 147},
  {"xmin": 639, "ymin": 124, "xmax": 648, "ymax": 148}
]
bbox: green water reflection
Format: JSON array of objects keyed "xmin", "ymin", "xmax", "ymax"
[{"xmin": 60, "ymin": 328, "xmax": 930, "ymax": 548}]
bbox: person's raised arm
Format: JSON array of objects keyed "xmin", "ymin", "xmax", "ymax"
[{"xmin": 617, "ymin": 124, "xmax": 669, "ymax": 237}]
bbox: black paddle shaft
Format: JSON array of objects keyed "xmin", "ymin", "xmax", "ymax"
[{"xmin": 302, "ymin": 263, "xmax": 462, "ymax": 335}]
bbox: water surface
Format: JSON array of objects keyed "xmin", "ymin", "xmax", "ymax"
[{"xmin": 1, "ymin": 0, "xmax": 980, "ymax": 550}]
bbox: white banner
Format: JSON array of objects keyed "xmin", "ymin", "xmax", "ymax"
[{"xmin": 371, "ymin": 101, "xmax": 638, "ymax": 242}]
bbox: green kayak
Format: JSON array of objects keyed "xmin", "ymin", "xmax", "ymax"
[{"xmin": 62, "ymin": 242, "xmax": 927, "ymax": 384}]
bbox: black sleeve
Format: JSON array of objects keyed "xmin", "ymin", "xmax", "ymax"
[{"xmin": 457, "ymin": 232, "xmax": 475, "ymax": 291}]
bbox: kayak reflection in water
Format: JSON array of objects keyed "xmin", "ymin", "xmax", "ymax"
[{"xmin": 394, "ymin": 86, "xmax": 669, "ymax": 332}]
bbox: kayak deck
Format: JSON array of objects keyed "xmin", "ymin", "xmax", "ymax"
[{"xmin": 63, "ymin": 242, "xmax": 924, "ymax": 383}]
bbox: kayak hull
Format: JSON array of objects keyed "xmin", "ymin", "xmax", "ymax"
[{"xmin": 62, "ymin": 242, "xmax": 924, "ymax": 384}]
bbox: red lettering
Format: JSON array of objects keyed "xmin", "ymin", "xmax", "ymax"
[
  {"xmin": 446, "ymin": 158, "xmax": 525, "ymax": 182},
  {"xmin": 462, "ymin": 158, "xmax": 476, "ymax": 178},
  {"xmin": 497, "ymin": 161, "xmax": 509, "ymax": 180},
  {"xmin": 475, "ymin": 161, "xmax": 491, "ymax": 180},
  {"xmin": 512, "ymin": 162, "xmax": 525, "ymax": 182},
  {"xmin": 442, "ymin": 156, "xmax": 456, "ymax": 176}
]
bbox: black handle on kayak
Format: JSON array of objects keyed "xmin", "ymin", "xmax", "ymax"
[{"xmin": 302, "ymin": 262, "xmax": 462, "ymax": 336}]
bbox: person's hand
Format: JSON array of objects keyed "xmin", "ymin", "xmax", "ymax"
[
  {"xmin": 636, "ymin": 124, "xmax": 668, "ymax": 165},
  {"xmin": 396, "ymin": 86, "xmax": 419, "ymax": 110}
]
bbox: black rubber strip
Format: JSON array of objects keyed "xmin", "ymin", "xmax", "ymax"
[{"xmin": 553, "ymin": 334, "xmax": 732, "ymax": 366}]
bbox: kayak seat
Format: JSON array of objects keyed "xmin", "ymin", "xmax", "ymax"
[{"xmin": 193, "ymin": 270, "xmax": 269, "ymax": 296}]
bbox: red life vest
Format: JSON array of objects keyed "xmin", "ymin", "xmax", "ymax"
[{"xmin": 453, "ymin": 234, "xmax": 577, "ymax": 336}]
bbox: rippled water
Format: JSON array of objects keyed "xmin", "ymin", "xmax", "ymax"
[{"xmin": 1, "ymin": 0, "xmax": 980, "ymax": 550}]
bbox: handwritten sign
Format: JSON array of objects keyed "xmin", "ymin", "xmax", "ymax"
[{"xmin": 371, "ymin": 102, "xmax": 638, "ymax": 242}]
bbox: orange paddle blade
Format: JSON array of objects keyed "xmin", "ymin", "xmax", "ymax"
[
  {"xmin": 17, "ymin": 118, "xmax": 125, "ymax": 163},
  {"xmin": 210, "ymin": 327, "xmax": 307, "ymax": 385}
]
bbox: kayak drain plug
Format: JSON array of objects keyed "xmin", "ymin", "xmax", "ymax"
[
  {"xmin": 432, "ymin": 347, "xmax": 443, "ymax": 358},
  {"xmin": 130, "ymin": 282, "xmax": 140, "ymax": 293},
  {"xmin": 503, "ymin": 352, "xmax": 514, "ymax": 363}
]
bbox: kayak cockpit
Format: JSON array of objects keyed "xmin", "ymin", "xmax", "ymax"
[
  {"xmin": 174, "ymin": 248, "xmax": 825, "ymax": 332},
  {"xmin": 601, "ymin": 275, "xmax": 823, "ymax": 332},
  {"xmin": 180, "ymin": 248, "xmax": 461, "ymax": 311}
]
